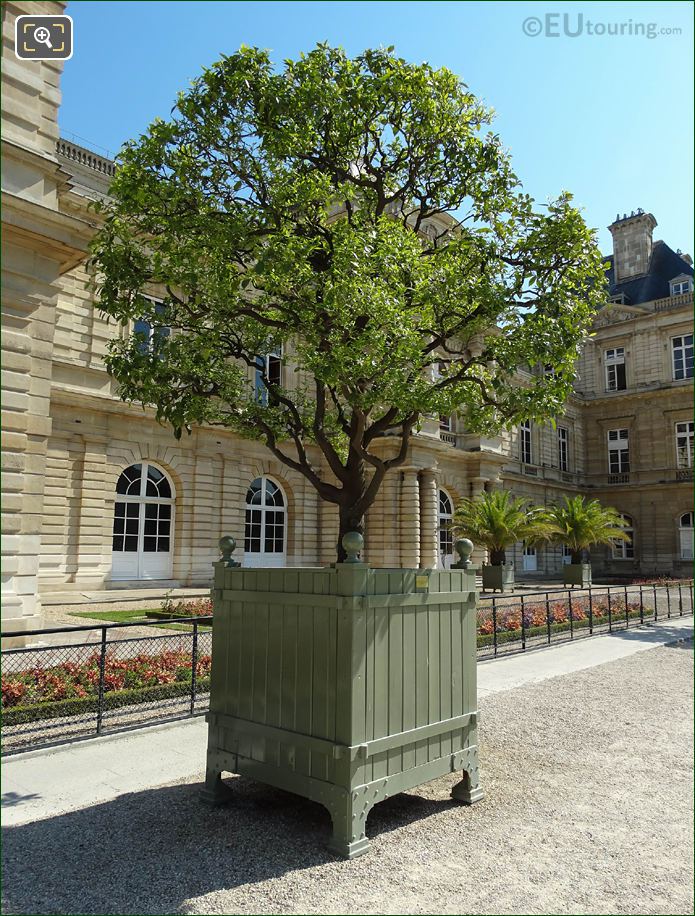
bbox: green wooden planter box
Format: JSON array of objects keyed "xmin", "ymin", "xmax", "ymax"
[
  {"xmin": 203, "ymin": 558, "xmax": 482, "ymax": 858},
  {"xmin": 562, "ymin": 563, "xmax": 592, "ymax": 588},
  {"xmin": 481, "ymin": 563, "xmax": 515, "ymax": 593}
]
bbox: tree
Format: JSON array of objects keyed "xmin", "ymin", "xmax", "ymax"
[
  {"xmin": 451, "ymin": 490, "xmax": 553, "ymax": 566},
  {"xmin": 546, "ymin": 495, "xmax": 629, "ymax": 564},
  {"xmin": 90, "ymin": 44, "xmax": 606, "ymax": 561}
]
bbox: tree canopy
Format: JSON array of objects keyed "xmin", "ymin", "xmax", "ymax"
[{"xmin": 90, "ymin": 44, "xmax": 606, "ymax": 560}]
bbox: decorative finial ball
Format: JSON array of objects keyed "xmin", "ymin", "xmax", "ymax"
[
  {"xmin": 455, "ymin": 538, "xmax": 474, "ymax": 562},
  {"xmin": 342, "ymin": 531, "xmax": 364, "ymax": 562},
  {"xmin": 219, "ymin": 535, "xmax": 237, "ymax": 558}
]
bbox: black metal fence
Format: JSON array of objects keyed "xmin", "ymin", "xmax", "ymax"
[
  {"xmin": 2, "ymin": 582, "xmax": 692, "ymax": 755},
  {"xmin": 476, "ymin": 581, "xmax": 693, "ymax": 659},
  {"xmin": 1, "ymin": 617, "xmax": 212, "ymax": 755}
]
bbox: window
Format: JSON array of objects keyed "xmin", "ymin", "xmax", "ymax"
[
  {"xmin": 672, "ymin": 334, "xmax": 694, "ymax": 380},
  {"xmin": 612, "ymin": 515, "xmax": 634, "ymax": 560},
  {"xmin": 111, "ymin": 462, "xmax": 175, "ymax": 580},
  {"xmin": 558, "ymin": 426, "xmax": 569, "ymax": 471},
  {"xmin": 244, "ymin": 476, "xmax": 286, "ymax": 566},
  {"xmin": 670, "ymin": 279, "xmax": 692, "ymax": 296},
  {"xmin": 520, "ymin": 420, "xmax": 532, "ymax": 464},
  {"xmin": 562, "ymin": 546, "xmax": 573, "ymax": 566},
  {"xmin": 439, "ymin": 415, "xmax": 452, "ymax": 432},
  {"xmin": 254, "ymin": 347, "xmax": 283, "ymax": 405},
  {"xmin": 438, "ymin": 490, "xmax": 454, "ymax": 568},
  {"xmin": 679, "ymin": 512, "xmax": 694, "ymax": 560},
  {"xmin": 604, "ymin": 347, "xmax": 626, "ymax": 391},
  {"xmin": 607, "ymin": 429, "xmax": 630, "ymax": 473},
  {"xmin": 676, "ymin": 421, "xmax": 694, "ymax": 468},
  {"xmin": 134, "ymin": 297, "xmax": 169, "ymax": 355}
]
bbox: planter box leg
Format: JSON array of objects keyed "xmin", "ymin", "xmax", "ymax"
[
  {"xmin": 326, "ymin": 790, "xmax": 371, "ymax": 859},
  {"xmin": 200, "ymin": 758, "xmax": 233, "ymax": 807},
  {"xmin": 451, "ymin": 753, "xmax": 484, "ymax": 805}
]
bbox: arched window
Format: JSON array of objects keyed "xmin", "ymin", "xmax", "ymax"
[
  {"xmin": 112, "ymin": 463, "xmax": 175, "ymax": 580},
  {"xmin": 679, "ymin": 512, "xmax": 694, "ymax": 560},
  {"xmin": 244, "ymin": 476, "xmax": 286, "ymax": 567},
  {"xmin": 438, "ymin": 489, "xmax": 454, "ymax": 569},
  {"xmin": 612, "ymin": 514, "xmax": 634, "ymax": 559}
]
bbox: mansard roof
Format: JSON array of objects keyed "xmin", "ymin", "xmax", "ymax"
[{"xmin": 604, "ymin": 241, "xmax": 693, "ymax": 306}]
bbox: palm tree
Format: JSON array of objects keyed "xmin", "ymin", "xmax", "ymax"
[
  {"xmin": 546, "ymin": 495, "xmax": 629, "ymax": 563},
  {"xmin": 451, "ymin": 489, "xmax": 554, "ymax": 566}
]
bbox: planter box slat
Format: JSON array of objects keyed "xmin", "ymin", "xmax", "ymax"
[{"xmin": 204, "ymin": 561, "xmax": 482, "ymax": 858}]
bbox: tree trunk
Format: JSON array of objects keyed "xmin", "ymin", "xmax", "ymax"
[
  {"xmin": 571, "ymin": 548, "xmax": 583, "ymax": 564},
  {"xmin": 490, "ymin": 548, "xmax": 506, "ymax": 566},
  {"xmin": 337, "ymin": 507, "xmax": 365, "ymax": 563}
]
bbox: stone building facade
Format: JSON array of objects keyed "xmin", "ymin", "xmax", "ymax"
[{"xmin": 2, "ymin": 1, "xmax": 693, "ymax": 637}]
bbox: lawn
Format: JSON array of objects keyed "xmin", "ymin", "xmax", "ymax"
[{"xmin": 67, "ymin": 609, "xmax": 212, "ymax": 631}]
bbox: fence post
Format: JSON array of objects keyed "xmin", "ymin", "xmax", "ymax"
[
  {"xmin": 624, "ymin": 584, "xmax": 629, "ymax": 629},
  {"xmin": 492, "ymin": 598, "xmax": 498, "ymax": 658},
  {"xmin": 639, "ymin": 584, "xmax": 644, "ymax": 624},
  {"xmin": 690, "ymin": 581, "xmax": 693, "ymax": 616},
  {"xmin": 607, "ymin": 589, "xmax": 612, "ymax": 632},
  {"xmin": 190, "ymin": 620, "xmax": 199, "ymax": 716},
  {"xmin": 520, "ymin": 595, "xmax": 526, "ymax": 650},
  {"xmin": 666, "ymin": 585, "xmax": 671, "ymax": 619},
  {"xmin": 567, "ymin": 589, "xmax": 573, "ymax": 639},
  {"xmin": 678, "ymin": 582, "xmax": 683, "ymax": 616},
  {"xmin": 96, "ymin": 626, "xmax": 107, "ymax": 736},
  {"xmin": 653, "ymin": 584, "xmax": 658, "ymax": 621},
  {"xmin": 545, "ymin": 592, "xmax": 552, "ymax": 645},
  {"xmin": 588, "ymin": 587, "xmax": 593, "ymax": 635}
]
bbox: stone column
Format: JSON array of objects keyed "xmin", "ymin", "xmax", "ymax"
[
  {"xmin": 73, "ymin": 435, "xmax": 110, "ymax": 589},
  {"xmin": 400, "ymin": 468, "xmax": 420, "ymax": 568},
  {"xmin": 419, "ymin": 467, "xmax": 438, "ymax": 569},
  {"xmin": 470, "ymin": 476, "xmax": 489, "ymax": 566}
]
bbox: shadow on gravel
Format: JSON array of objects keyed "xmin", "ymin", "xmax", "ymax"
[
  {"xmin": 608, "ymin": 624, "xmax": 693, "ymax": 648},
  {"xmin": 1, "ymin": 775, "xmax": 458, "ymax": 915}
]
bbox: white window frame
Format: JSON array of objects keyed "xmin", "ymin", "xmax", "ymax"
[
  {"xmin": 244, "ymin": 475, "xmax": 287, "ymax": 567},
  {"xmin": 612, "ymin": 514, "xmax": 634, "ymax": 560},
  {"xmin": 254, "ymin": 346, "xmax": 283, "ymax": 404},
  {"xmin": 676, "ymin": 421, "xmax": 694, "ymax": 469},
  {"xmin": 607, "ymin": 428, "xmax": 630, "ymax": 474},
  {"xmin": 439, "ymin": 414, "xmax": 452, "ymax": 432},
  {"xmin": 438, "ymin": 489, "xmax": 454, "ymax": 569},
  {"xmin": 671, "ymin": 334, "xmax": 694, "ymax": 381},
  {"xmin": 520, "ymin": 420, "xmax": 532, "ymax": 465},
  {"xmin": 133, "ymin": 296, "xmax": 169, "ymax": 354},
  {"xmin": 670, "ymin": 279, "xmax": 692, "ymax": 296},
  {"xmin": 679, "ymin": 512, "xmax": 694, "ymax": 560},
  {"xmin": 604, "ymin": 347, "xmax": 626, "ymax": 392},
  {"xmin": 557, "ymin": 426, "xmax": 569, "ymax": 472},
  {"xmin": 111, "ymin": 462, "xmax": 176, "ymax": 580}
]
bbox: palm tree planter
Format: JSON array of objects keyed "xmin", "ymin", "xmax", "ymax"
[
  {"xmin": 562, "ymin": 562, "xmax": 592, "ymax": 588},
  {"xmin": 203, "ymin": 534, "xmax": 482, "ymax": 859},
  {"xmin": 481, "ymin": 562, "xmax": 515, "ymax": 593},
  {"xmin": 548, "ymin": 496, "xmax": 629, "ymax": 588},
  {"xmin": 453, "ymin": 490, "xmax": 553, "ymax": 594}
]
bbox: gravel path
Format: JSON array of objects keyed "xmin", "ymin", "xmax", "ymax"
[{"xmin": 2, "ymin": 641, "xmax": 692, "ymax": 916}]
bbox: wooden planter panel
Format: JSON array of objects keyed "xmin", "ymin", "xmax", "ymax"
[{"xmin": 204, "ymin": 563, "xmax": 481, "ymax": 858}]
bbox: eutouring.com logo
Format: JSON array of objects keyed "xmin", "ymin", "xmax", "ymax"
[{"xmin": 522, "ymin": 14, "xmax": 683, "ymax": 39}]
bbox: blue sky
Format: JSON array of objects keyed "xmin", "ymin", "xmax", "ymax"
[{"xmin": 59, "ymin": 0, "xmax": 693, "ymax": 255}]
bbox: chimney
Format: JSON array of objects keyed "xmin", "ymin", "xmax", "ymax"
[{"xmin": 608, "ymin": 210, "xmax": 657, "ymax": 282}]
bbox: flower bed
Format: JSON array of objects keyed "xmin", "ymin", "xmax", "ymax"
[
  {"xmin": 1, "ymin": 649, "xmax": 212, "ymax": 725},
  {"xmin": 146, "ymin": 596, "xmax": 213, "ymax": 621},
  {"xmin": 476, "ymin": 596, "xmax": 645, "ymax": 645}
]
